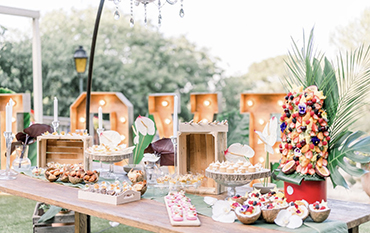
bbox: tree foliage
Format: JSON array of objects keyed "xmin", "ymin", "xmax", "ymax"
[
  {"xmin": 217, "ymin": 55, "xmax": 287, "ymax": 112},
  {"xmin": 0, "ymin": 7, "xmax": 223, "ymax": 121},
  {"xmin": 331, "ymin": 8, "xmax": 370, "ymax": 51}
]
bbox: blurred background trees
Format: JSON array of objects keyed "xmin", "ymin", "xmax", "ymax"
[{"xmin": 2, "ymin": 6, "xmax": 370, "ymax": 132}]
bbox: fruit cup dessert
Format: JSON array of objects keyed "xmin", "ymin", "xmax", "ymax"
[
  {"xmin": 261, "ymin": 201, "xmax": 289, "ymax": 223},
  {"xmin": 287, "ymin": 200, "xmax": 309, "ymax": 220},
  {"xmin": 309, "ymin": 200, "xmax": 330, "ymax": 222},
  {"xmin": 235, "ymin": 205, "xmax": 261, "ymax": 224}
]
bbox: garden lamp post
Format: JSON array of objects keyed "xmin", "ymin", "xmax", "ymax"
[{"xmin": 73, "ymin": 45, "xmax": 88, "ymax": 94}]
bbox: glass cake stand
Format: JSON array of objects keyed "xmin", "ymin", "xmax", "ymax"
[
  {"xmin": 86, "ymin": 152, "xmax": 132, "ymax": 179},
  {"xmin": 205, "ymin": 168, "xmax": 271, "ymax": 199}
]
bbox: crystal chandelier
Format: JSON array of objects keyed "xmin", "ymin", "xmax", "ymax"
[{"xmin": 109, "ymin": 0, "xmax": 184, "ymax": 27}]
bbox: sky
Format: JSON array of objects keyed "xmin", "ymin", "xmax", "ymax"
[{"xmin": 0, "ymin": 0, "xmax": 370, "ymax": 76}]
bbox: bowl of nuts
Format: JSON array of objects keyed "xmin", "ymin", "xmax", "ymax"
[
  {"xmin": 83, "ymin": 170, "xmax": 99, "ymax": 184},
  {"xmin": 68, "ymin": 169, "xmax": 85, "ymax": 184},
  {"xmin": 44, "ymin": 168, "xmax": 61, "ymax": 182}
]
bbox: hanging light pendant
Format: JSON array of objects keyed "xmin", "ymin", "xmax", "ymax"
[{"xmin": 109, "ymin": 0, "xmax": 184, "ymax": 26}]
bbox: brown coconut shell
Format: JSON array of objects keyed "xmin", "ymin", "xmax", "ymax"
[
  {"xmin": 262, "ymin": 207, "xmax": 286, "ymax": 223},
  {"xmin": 309, "ymin": 206, "xmax": 331, "ymax": 223},
  {"xmin": 59, "ymin": 174, "xmax": 70, "ymax": 183},
  {"xmin": 68, "ymin": 174, "xmax": 84, "ymax": 184},
  {"xmin": 83, "ymin": 172, "xmax": 99, "ymax": 184},
  {"xmin": 44, "ymin": 168, "xmax": 61, "ymax": 182},
  {"xmin": 235, "ymin": 207, "xmax": 261, "ymax": 225}
]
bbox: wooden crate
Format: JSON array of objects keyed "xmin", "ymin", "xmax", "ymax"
[
  {"xmin": 33, "ymin": 202, "xmax": 75, "ymax": 233},
  {"xmin": 178, "ymin": 123, "xmax": 228, "ymax": 194},
  {"xmin": 37, "ymin": 135, "xmax": 93, "ymax": 170}
]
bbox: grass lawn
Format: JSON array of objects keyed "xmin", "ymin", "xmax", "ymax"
[
  {"xmin": 1, "ymin": 194, "xmax": 370, "ymax": 232},
  {"xmin": 0, "ymin": 194, "xmax": 152, "ymax": 233}
]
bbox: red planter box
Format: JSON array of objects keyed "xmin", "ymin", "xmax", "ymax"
[{"xmin": 284, "ymin": 180, "xmax": 327, "ymax": 204}]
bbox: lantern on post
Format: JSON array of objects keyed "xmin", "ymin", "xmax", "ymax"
[{"xmin": 73, "ymin": 46, "xmax": 88, "ymax": 94}]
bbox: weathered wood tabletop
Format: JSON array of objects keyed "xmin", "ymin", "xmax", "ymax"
[{"xmin": 0, "ymin": 174, "xmax": 369, "ymax": 233}]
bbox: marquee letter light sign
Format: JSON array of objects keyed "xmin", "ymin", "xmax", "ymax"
[
  {"xmin": 190, "ymin": 92, "xmax": 221, "ymax": 123},
  {"xmin": 148, "ymin": 93, "xmax": 180, "ymax": 139},
  {"xmin": 240, "ymin": 93, "xmax": 286, "ymax": 165}
]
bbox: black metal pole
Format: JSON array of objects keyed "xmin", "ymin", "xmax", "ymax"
[
  {"xmin": 86, "ymin": 0, "xmax": 105, "ymax": 133},
  {"xmin": 85, "ymin": 1, "xmax": 105, "ymax": 232}
]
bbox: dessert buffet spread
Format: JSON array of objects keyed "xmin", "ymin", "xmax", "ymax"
[{"xmin": 164, "ymin": 191, "xmax": 201, "ymax": 226}]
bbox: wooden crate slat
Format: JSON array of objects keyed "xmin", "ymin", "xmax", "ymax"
[
  {"xmin": 34, "ymin": 225, "xmax": 74, "ymax": 233},
  {"xmin": 205, "ymin": 134, "xmax": 216, "ymax": 188},
  {"xmin": 46, "ymin": 158, "xmax": 84, "ymax": 165},
  {"xmin": 46, "ymin": 153, "xmax": 82, "ymax": 160},
  {"xmin": 46, "ymin": 146, "xmax": 83, "ymax": 153},
  {"xmin": 47, "ymin": 140, "xmax": 84, "ymax": 147}
]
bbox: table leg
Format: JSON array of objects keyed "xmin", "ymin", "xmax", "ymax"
[
  {"xmin": 349, "ymin": 226, "xmax": 359, "ymax": 233},
  {"xmin": 75, "ymin": 212, "xmax": 88, "ymax": 233}
]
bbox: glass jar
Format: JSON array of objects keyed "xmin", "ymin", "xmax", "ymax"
[{"xmin": 12, "ymin": 145, "xmax": 31, "ymax": 172}]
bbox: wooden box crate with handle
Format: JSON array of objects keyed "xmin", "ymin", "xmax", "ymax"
[
  {"xmin": 177, "ymin": 122, "xmax": 228, "ymax": 194},
  {"xmin": 37, "ymin": 135, "xmax": 93, "ymax": 170},
  {"xmin": 33, "ymin": 202, "xmax": 75, "ymax": 233}
]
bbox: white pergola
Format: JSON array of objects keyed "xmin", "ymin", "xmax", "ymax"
[{"xmin": 0, "ymin": 5, "xmax": 43, "ymax": 122}]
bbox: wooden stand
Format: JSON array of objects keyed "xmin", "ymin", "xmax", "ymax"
[
  {"xmin": 178, "ymin": 123, "xmax": 228, "ymax": 194},
  {"xmin": 33, "ymin": 202, "xmax": 75, "ymax": 233},
  {"xmin": 37, "ymin": 135, "xmax": 93, "ymax": 170}
]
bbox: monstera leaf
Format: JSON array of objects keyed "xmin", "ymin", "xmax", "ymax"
[{"xmin": 328, "ymin": 131, "xmax": 370, "ymax": 188}]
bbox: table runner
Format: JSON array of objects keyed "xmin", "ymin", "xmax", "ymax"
[{"xmin": 143, "ymin": 188, "xmax": 347, "ymax": 233}]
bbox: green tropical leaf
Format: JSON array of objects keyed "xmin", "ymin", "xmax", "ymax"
[
  {"xmin": 327, "ymin": 132, "xmax": 370, "ymax": 188},
  {"xmin": 273, "ymin": 169, "xmax": 324, "ymax": 185},
  {"xmin": 350, "ymin": 136, "xmax": 370, "ymax": 153},
  {"xmin": 342, "ymin": 131, "xmax": 367, "ymax": 149},
  {"xmin": 345, "ymin": 151, "xmax": 370, "ymax": 163},
  {"xmin": 328, "ymin": 156, "xmax": 349, "ymax": 189},
  {"xmin": 338, "ymin": 158, "xmax": 367, "ymax": 177},
  {"xmin": 273, "ymin": 169, "xmax": 304, "ymax": 185},
  {"xmin": 38, "ymin": 205, "xmax": 63, "ymax": 223},
  {"xmin": 132, "ymin": 115, "xmax": 157, "ymax": 164}
]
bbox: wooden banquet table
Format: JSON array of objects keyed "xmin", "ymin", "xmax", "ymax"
[{"xmin": 0, "ymin": 174, "xmax": 370, "ymax": 233}]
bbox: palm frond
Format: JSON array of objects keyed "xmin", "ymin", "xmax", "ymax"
[{"xmin": 329, "ymin": 45, "xmax": 370, "ymax": 148}]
